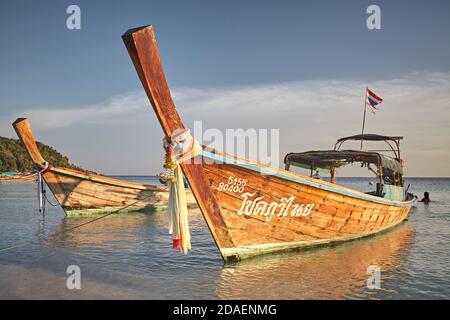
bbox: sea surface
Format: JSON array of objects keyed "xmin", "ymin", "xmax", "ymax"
[{"xmin": 0, "ymin": 177, "xmax": 449, "ymax": 299}]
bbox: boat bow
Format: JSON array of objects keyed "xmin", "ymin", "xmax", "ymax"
[{"xmin": 122, "ymin": 25, "xmax": 236, "ymax": 259}]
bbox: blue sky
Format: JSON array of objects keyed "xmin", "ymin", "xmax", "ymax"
[{"xmin": 1, "ymin": 0, "xmax": 450, "ymax": 176}]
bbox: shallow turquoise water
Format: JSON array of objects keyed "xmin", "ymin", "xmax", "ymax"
[{"xmin": 0, "ymin": 177, "xmax": 449, "ymax": 299}]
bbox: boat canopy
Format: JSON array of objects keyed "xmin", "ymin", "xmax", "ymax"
[
  {"xmin": 334, "ymin": 133, "xmax": 403, "ymax": 159},
  {"xmin": 284, "ymin": 150, "xmax": 403, "ymax": 175},
  {"xmin": 336, "ymin": 134, "xmax": 403, "ymax": 143}
]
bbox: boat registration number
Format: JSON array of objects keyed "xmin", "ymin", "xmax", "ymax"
[{"xmin": 217, "ymin": 176, "xmax": 247, "ymax": 193}]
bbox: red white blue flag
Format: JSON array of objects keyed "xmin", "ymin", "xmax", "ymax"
[{"xmin": 366, "ymin": 88, "xmax": 383, "ymax": 114}]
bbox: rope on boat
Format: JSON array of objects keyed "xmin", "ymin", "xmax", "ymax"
[
  {"xmin": 44, "ymin": 192, "xmax": 59, "ymax": 207},
  {"xmin": 0, "ymin": 192, "xmax": 162, "ymax": 254},
  {"xmin": 36, "ymin": 162, "xmax": 51, "ymax": 214}
]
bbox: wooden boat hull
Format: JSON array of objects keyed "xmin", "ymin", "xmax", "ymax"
[
  {"xmin": 12, "ymin": 118, "xmax": 196, "ymax": 215},
  {"xmin": 42, "ymin": 166, "xmax": 196, "ymax": 215},
  {"xmin": 122, "ymin": 25, "xmax": 415, "ymax": 262},
  {"xmin": 200, "ymin": 153, "xmax": 413, "ymax": 260}
]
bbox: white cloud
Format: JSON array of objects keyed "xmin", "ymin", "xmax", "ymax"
[
  {"xmin": 1, "ymin": 71, "xmax": 449, "ymax": 176},
  {"xmin": 18, "ymin": 92, "xmax": 148, "ymax": 129}
]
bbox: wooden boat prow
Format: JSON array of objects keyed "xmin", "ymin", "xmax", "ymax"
[
  {"xmin": 123, "ymin": 25, "xmax": 236, "ymax": 254},
  {"xmin": 12, "ymin": 118, "xmax": 196, "ymax": 215},
  {"xmin": 123, "ymin": 25, "xmax": 415, "ymax": 262}
]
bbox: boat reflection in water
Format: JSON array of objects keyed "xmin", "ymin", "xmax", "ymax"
[
  {"xmin": 40, "ymin": 207, "xmax": 412, "ymax": 299},
  {"xmin": 216, "ymin": 222, "xmax": 413, "ymax": 299},
  {"xmin": 43, "ymin": 208, "xmax": 208, "ymax": 269},
  {"xmin": 51, "ymin": 213, "xmax": 164, "ymax": 247}
]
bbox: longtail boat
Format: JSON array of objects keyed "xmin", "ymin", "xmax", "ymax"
[
  {"xmin": 122, "ymin": 25, "xmax": 415, "ymax": 262},
  {"xmin": 12, "ymin": 118, "xmax": 196, "ymax": 215}
]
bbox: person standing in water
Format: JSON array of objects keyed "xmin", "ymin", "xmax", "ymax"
[
  {"xmin": 312, "ymin": 170, "xmax": 322, "ymax": 180},
  {"xmin": 420, "ymin": 192, "xmax": 431, "ymax": 204}
]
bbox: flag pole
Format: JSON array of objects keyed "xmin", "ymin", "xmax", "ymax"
[{"xmin": 360, "ymin": 87, "xmax": 368, "ymax": 150}]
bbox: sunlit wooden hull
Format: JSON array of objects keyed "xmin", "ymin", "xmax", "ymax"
[
  {"xmin": 12, "ymin": 118, "xmax": 196, "ymax": 215},
  {"xmin": 122, "ymin": 25, "xmax": 415, "ymax": 262},
  {"xmin": 42, "ymin": 166, "xmax": 196, "ymax": 215},
  {"xmin": 199, "ymin": 151, "xmax": 414, "ymax": 261}
]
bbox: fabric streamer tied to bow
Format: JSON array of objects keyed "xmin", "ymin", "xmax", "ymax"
[{"xmin": 160, "ymin": 129, "xmax": 201, "ymax": 254}]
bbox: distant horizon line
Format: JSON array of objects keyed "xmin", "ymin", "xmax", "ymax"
[{"xmin": 107, "ymin": 174, "xmax": 450, "ymax": 179}]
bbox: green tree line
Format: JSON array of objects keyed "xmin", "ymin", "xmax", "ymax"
[{"xmin": 0, "ymin": 136, "xmax": 80, "ymax": 173}]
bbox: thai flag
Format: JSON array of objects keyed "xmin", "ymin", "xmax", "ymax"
[{"xmin": 366, "ymin": 88, "xmax": 383, "ymax": 114}]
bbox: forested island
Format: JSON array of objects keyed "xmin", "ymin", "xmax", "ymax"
[{"xmin": 0, "ymin": 136, "xmax": 79, "ymax": 173}]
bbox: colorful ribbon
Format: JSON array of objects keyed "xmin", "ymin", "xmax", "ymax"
[{"xmin": 160, "ymin": 129, "xmax": 201, "ymax": 254}]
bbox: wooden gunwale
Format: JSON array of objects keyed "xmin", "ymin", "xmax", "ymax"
[
  {"xmin": 50, "ymin": 166, "xmax": 164, "ymax": 191},
  {"xmin": 201, "ymin": 150, "xmax": 415, "ymax": 207}
]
